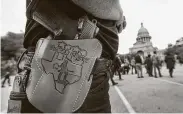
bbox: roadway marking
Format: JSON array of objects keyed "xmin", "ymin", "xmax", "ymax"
[
  {"xmin": 155, "ymin": 78, "xmax": 183, "ymax": 86},
  {"xmin": 114, "ymin": 86, "xmax": 136, "ymax": 114}
]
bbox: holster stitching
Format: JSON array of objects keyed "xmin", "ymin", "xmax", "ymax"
[
  {"xmin": 29, "ymin": 39, "xmax": 102, "ymax": 112},
  {"xmin": 29, "ymin": 42, "xmax": 45, "ymax": 100},
  {"xmin": 72, "ymin": 40, "xmax": 102, "ymax": 112}
]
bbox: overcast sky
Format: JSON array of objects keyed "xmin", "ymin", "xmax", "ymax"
[{"xmin": 1, "ymin": 0, "xmax": 183, "ymax": 54}]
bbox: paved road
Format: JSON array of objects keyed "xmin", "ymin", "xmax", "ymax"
[
  {"xmin": 110, "ymin": 64, "xmax": 183, "ymax": 113},
  {"xmin": 1, "ymin": 64, "xmax": 183, "ymax": 113}
]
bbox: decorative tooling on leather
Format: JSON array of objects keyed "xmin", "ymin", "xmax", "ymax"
[
  {"xmin": 41, "ymin": 41, "xmax": 89, "ymax": 94},
  {"xmin": 8, "ymin": 100, "xmax": 21, "ymax": 113}
]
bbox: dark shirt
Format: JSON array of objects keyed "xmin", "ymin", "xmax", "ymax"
[
  {"xmin": 113, "ymin": 56, "xmax": 121, "ymax": 69},
  {"xmin": 24, "ymin": 0, "xmax": 119, "ymax": 59},
  {"xmin": 135, "ymin": 55, "xmax": 142, "ymax": 64},
  {"xmin": 165, "ymin": 55, "xmax": 175, "ymax": 69},
  {"xmin": 144, "ymin": 57, "xmax": 153, "ymax": 66}
]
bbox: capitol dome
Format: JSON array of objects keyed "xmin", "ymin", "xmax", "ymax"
[{"xmin": 137, "ymin": 23, "xmax": 150, "ymax": 37}]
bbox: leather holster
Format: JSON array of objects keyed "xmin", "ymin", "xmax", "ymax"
[
  {"xmin": 8, "ymin": 0, "xmax": 104, "ymax": 113},
  {"xmin": 25, "ymin": 37, "xmax": 102, "ymax": 113}
]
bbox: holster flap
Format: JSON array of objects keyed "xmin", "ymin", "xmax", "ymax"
[{"xmin": 26, "ymin": 38, "xmax": 102, "ymax": 112}]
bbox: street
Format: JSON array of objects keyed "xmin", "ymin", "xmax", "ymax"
[{"xmin": 1, "ymin": 64, "xmax": 183, "ymax": 113}]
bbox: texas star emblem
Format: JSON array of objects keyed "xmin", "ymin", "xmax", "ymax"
[{"xmin": 41, "ymin": 41, "xmax": 89, "ymax": 94}]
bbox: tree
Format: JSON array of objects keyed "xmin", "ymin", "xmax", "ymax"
[
  {"xmin": 1, "ymin": 32, "xmax": 24, "ymax": 60},
  {"xmin": 176, "ymin": 46, "xmax": 183, "ymax": 63},
  {"xmin": 165, "ymin": 45, "xmax": 183, "ymax": 63},
  {"xmin": 1, "ymin": 32, "xmax": 25, "ymax": 78}
]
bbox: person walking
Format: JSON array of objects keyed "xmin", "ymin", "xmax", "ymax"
[
  {"xmin": 135, "ymin": 52, "xmax": 144, "ymax": 78},
  {"xmin": 124, "ymin": 58, "xmax": 130, "ymax": 75},
  {"xmin": 110, "ymin": 64, "xmax": 119, "ymax": 85},
  {"xmin": 1, "ymin": 72, "xmax": 11, "ymax": 88},
  {"xmin": 145, "ymin": 56, "xmax": 149, "ymax": 74},
  {"xmin": 1, "ymin": 60, "xmax": 13, "ymax": 87},
  {"xmin": 144, "ymin": 54, "xmax": 153, "ymax": 77},
  {"xmin": 165, "ymin": 53, "xmax": 176, "ymax": 78},
  {"xmin": 113, "ymin": 55, "xmax": 123, "ymax": 80},
  {"xmin": 152, "ymin": 51, "xmax": 162, "ymax": 78},
  {"xmin": 131, "ymin": 57, "xmax": 137, "ymax": 74}
]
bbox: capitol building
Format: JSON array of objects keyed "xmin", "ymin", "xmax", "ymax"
[
  {"xmin": 175, "ymin": 37, "xmax": 183, "ymax": 46},
  {"xmin": 129, "ymin": 23, "xmax": 165, "ymax": 59}
]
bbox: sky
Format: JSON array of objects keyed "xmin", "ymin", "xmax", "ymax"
[{"xmin": 1, "ymin": 0, "xmax": 183, "ymax": 54}]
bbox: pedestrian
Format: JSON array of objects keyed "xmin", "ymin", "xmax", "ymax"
[
  {"xmin": 110, "ymin": 64, "xmax": 119, "ymax": 85},
  {"xmin": 8, "ymin": 0, "xmax": 127, "ymax": 113},
  {"xmin": 124, "ymin": 58, "xmax": 130, "ymax": 74},
  {"xmin": 135, "ymin": 52, "xmax": 144, "ymax": 78},
  {"xmin": 1, "ymin": 60, "xmax": 12, "ymax": 88},
  {"xmin": 144, "ymin": 54, "xmax": 153, "ymax": 77},
  {"xmin": 152, "ymin": 51, "xmax": 162, "ymax": 78},
  {"xmin": 130, "ymin": 57, "xmax": 137, "ymax": 74},
  {"xmin": 144, "ymin": 56, "xmax": 149, "ymax": 74},
  {"xmin": 113, "ymin": 55, "xmax": 123, "ymax": 80},
  {"xmin": 120, "ymin": 62, "xmax": 125, "ymax": 75},
  {"xmin": 165, "ymin": 53, "xmax": 176, "ymax": 78},
  {"xmin": 1, "ymin": 72, "xmax": 11, "ymax": 88}
]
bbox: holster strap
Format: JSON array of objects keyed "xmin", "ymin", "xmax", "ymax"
[
  {"xmin": 24, "ymin": 48, "xmax": 35, "ymax": 70},
  {"xmin": 10, "ymin": 91, "xmax": 27, "ymax": 100}
]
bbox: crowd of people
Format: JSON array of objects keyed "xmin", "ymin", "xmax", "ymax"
[
  {"xmin": 110, "ymin": 51, "xmax": 177, "ymax": 85},
  {"xmin": 2, "ymin": 51, "xmax": 178, "ymax": 87}
]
